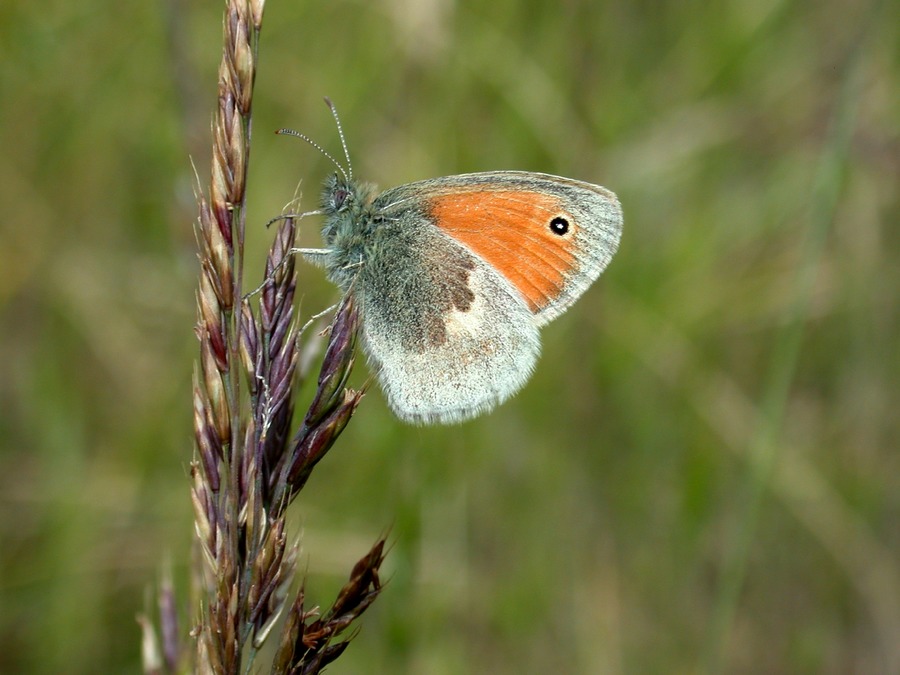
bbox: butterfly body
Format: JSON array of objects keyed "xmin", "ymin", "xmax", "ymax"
[{"xmin": 313, "ymin": 170, "xmax": 622, "ymax": 425}]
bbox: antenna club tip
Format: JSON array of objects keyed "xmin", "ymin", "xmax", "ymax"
[{"xmin": 324, "ymin": 96, "xmax": 334, "ymax": 110}]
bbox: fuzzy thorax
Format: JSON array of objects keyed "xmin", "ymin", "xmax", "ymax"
[{"xmin": 320, "ymin": 174, "xmax": 382, "ymax": 292}]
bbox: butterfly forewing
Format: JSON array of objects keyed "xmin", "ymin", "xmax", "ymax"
[{"xmin": 379, "ymin": 171, "xmax": 622, "ymax": 327}]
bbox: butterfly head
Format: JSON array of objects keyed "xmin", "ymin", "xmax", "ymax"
[
  {"xmin": 319, "ymin": 172, "xmax": 346, "ymax": 211},
  {"xmin": 320, "ymin": 173, "xmax": 379, "ymax": 228},
  {"xmin": 319, "ymin": 173, "xmax": 383, "ymax": 290}
]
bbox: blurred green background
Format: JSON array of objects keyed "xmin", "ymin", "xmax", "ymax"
[{"xmin": 1, "ymin": 0, "xmax": 898, "ymax": 673}]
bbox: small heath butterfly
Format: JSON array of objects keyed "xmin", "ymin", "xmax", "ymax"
[{"xmin": 283, "ymin": 103, "xmax": 622, "ymax": 424}]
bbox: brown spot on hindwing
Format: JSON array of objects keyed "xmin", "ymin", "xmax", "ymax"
[
  {"xmin": 418, "ymin": 244, "xmax": 475, "ymax": 349},
  {"xmin": 427, "ymin": 189, "xmax": 579, "ymax": 313}
]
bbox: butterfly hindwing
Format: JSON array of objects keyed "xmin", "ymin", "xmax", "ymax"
[{"xmin": 354, "ymin": 206, "xmax": 540, "ymax": 424}]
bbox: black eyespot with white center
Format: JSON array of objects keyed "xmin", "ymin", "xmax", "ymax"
[{"xmin": 549, "ymin": 216, "xmax": 570, "ymax": 236}]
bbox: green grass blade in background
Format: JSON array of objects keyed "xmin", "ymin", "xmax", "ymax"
[{"xmin": 704, "ymin": 4, "xmax": 891, "ymax": 671}]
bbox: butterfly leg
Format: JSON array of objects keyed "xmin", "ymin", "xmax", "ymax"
[
  {"xmin": 289, "ymin": 247, "xmax": 332, "ymax": 259},
  {"xmin": 297, "ymin": 301, "xmax": 340, "ymax": 338}
]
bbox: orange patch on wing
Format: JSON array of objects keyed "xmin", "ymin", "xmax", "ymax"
[{"xmin": 429, "ymin": 190, "xmax": 579, "ymax": 312}]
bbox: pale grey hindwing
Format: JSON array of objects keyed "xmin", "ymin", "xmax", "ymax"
[{"xmin": 355, "ymin": 202, "xmax": 541, "ymax": 424}]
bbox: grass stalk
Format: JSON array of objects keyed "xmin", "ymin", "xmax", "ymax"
[{"xmin": 139, "ymin": 1, "xmax": 385, "ymax": 672}]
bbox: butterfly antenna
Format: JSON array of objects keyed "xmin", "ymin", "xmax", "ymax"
[
  {"xmin": 275, "ymin": 127, "xmax": 350, "ymax": 182},
  {"xmin": 323, "ymin": 97, "xmax": 353, "ymax": 180}
]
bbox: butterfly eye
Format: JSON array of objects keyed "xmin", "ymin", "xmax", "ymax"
[
  {"xmin": 549, "ymin": 216, "xmax": 570, "ymax": 236},
  {"xmin": 333, "ymin": 187, "xmax": 349, "ymax": 209}
]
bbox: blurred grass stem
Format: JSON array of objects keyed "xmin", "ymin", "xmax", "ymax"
[{"xmin": 702, "ymin": 5, "xmax": 882, "ymax": 672}]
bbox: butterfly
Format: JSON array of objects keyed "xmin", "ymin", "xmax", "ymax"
[{"xmin": 283, "ymin": 103, "xmax": 622, "ymax": 424}]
